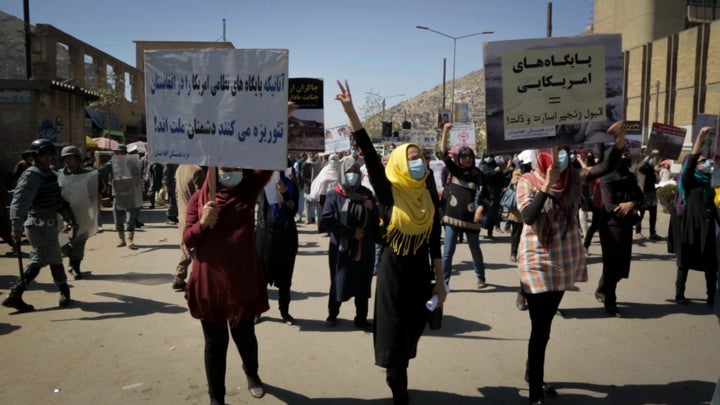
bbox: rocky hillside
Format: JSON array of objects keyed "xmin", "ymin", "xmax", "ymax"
[{"xmin": 363, "ymin": 69, "xmax": 486, "ymax": 134}]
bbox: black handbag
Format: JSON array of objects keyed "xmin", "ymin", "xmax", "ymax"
[{"xmin": 428, "ymin": 306, "xmax": 443, "ymax": 330}]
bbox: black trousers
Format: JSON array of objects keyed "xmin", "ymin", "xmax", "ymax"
[
  {"xmin": 583, "ymin": 207, "xmax": 601, "ymax": 249},
  {"xmin": 526, "ymin": 290, "xmax": 564, "ymax": 403},
  {"xmin": 509, "ymin": 220, "xmax": 522, "ymax": 256},
  {"xmin": 201, "ymin": 318, "xmax": 258, "ymax": 402},
  {"xmin": 636, "ymin": 205, "xmax": 657, "ymax": 235},
  {"xmin": 328, "ymin": 294, "xmax": 369, "ymax": 321},
  {"xmin": 676, "ymin": 266, "xmax": 717, "ymax": 300}
]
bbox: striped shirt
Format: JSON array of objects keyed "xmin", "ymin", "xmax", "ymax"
[{"xmin": 516, "ymin": 174, "xmax": 587, "ymax": 294}]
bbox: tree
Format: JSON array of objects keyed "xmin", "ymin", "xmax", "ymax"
[
  {"xmin": 89, "ymin": 71, "xmax": 124, "ymax": 138},
  {"xmin": 358, "ymin": 91, "xmax": 384, "ymax": 140}
]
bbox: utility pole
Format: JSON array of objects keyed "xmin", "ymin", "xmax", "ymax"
[
  {"xmin": 655, "ymin": 80, "xmax": 660, "ymax": 123},
  {"xmin": 546, "ymin": 2, "xmax": 552, "ymax": 38},
  {"xmin": 442, "ymin": 58, "xmax": 447, "ymax": 110},
  {"xmin": 24, "ymin": 0, "xmax": 31, "ymax": 79}
]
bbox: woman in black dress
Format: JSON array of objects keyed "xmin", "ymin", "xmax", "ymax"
[
  {"xmin": 595, "ymin": 150, "xmax": 644, "ymax": 317},
  {"xmin": 669, "ymin": 126, "xmax": 718, "ymax": 305},
  {"xmin": 335, "ymin": 80, "xmax": 446, "ymax": 404},
  {"xmin": 321, "ymin": 159, "xmax": 380, "ymax": 330}
]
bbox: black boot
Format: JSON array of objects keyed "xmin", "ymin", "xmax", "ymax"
[
  {"xmin": 516, "ymin": 290, "xmax": 528, "ymax": 311},
  {"xmin": 2, "ymin": 280, "xmax": 34, "ymax": 312},
  {"xmin": 58, "ymin": 283, "xmax": 71, "ymax": 307},
  {"xmin": 68, "ymin": 259, "xmax": 83, "ymax": 280},
  {"xmin": 386, "ymin": 367, "xmax": 409, "ymax": 405},
  {"xmin": 279, "ymin": 287, "xmax": 294, "ymax": 324}
]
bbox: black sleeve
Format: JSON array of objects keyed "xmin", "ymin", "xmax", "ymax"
[
  {"xmin": 586, "ymin": 147, "xmax": 622, "ymax": 182},
  {"xmin": 352, "ymin": 128, "xmax": 393, "ymax": 206},
  {"xmin": 521, "ymin": 191, "xmax": 549, "ymax": 225},
  {"xmin": 681, "ymin": 153, "xmax": 700, "ymax": 188},
  {"xmin": 428, "ymin": 209, "xmax": 441, "ymax": 259},
  {"xmin": 321, "ymin": 191, "xmax": 354, "ymax": 240},
  {"xmin": 425, "ymin": 170, "xmax": 441, "ymax": 210},
  {"xmin": 442, "ymin": 154, "xmax": 462, "ymax": 178}
]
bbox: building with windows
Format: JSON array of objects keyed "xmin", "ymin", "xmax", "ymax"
[{"xmin": 593, "ymin": 0, "xmax": 720, "ymax": 142}]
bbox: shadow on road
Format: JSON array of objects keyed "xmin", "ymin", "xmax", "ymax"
[
  {"xmin": 479, "ymin": 379, "xmax": 715, "ymax": 404},
  {"xmin": 51, "ymin": 291, "xmax": 186, "ymax": 321},
  {"xmin": 86, "ymin": 271, "xmax": 173, "ymax": 286},
  {"xmin": 561, "ymin": 300, "xmax": 714, "ymax": 320},
  {"xmin": 263, "ymin": 384, "xmax": 481, "ymax": 404},
  {"xmin": 0, "ymin": 322, "xmax": 21, "ymax": 335}
]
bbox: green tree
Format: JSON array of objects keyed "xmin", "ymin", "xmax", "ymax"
[{"xmin": 89, "ymin": 71, "xmax": 124, "ymax": 137}]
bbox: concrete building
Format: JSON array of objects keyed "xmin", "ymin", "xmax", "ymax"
[
  {"xmin": 593, "ymin": 0, "xmax": 720, "ymax": 143},
  {"xmin": 0, "ymin": 15, "xmax": 235, "ymax": 178},
  {"xmin": 0, "ymin": 23, "xmax": 144, "ymax": 176}
]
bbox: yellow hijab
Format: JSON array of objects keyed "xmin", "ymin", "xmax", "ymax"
[{"xmin": 384, "ymin": 143, "xmax": 435, "ymax": 256}]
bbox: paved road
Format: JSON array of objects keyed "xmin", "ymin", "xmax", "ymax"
[{"xmin": 0, "ymin": 207, "xmax": 718, "ymax": 404}]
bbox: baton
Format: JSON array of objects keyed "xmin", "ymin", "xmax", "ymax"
[{"xmin": 14, "ymin": 239, "xmax": 24, "ymax": 288}]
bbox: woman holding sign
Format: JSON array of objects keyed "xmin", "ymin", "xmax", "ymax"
[
  {"xmin": 516, "ymin": 123, "xmax": 624, "ymax": 405},
  {"xmin": 335, "ymin": 80, "xmax": 446, "ymax": 404},
  {"xmin": 182, "ymin": 103, "xmax": 297, "ymax": 404},
  {"xmin": 183, "ymin": 167, "xmax": 272, "ymax": 402}
]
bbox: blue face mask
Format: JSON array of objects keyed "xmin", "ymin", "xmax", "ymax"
[
  {"xmin": 570, "ymin": 153, "xmax": 576, "ymax": 163},
  {"xmin": 698, "ymin": 161, "xmax": 714, "ymax": 174},
  {"xmin": 408, "ymin": 158, "xmax": 426, "ymax": 180},
  {"xmin": 351, "ymin": 149, "xmax": 358, "ymax": 158},
  {"xmin": 557, "ymin": 150, "xmax": 569, "ymax": 172},
  {"xmin": 218, "ymin": 171, "xmax": 243, "ymax": 188},
  {"xmin": 345, "ymin": 172, "xmax": 360, "ymax": 187}
]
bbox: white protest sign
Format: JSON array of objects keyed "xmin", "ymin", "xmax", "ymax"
[
  {"xmin": 447, "ymin": 123, "xmax": 477, "ymax": 154},
  {"xmin": 145, "ymin": 49, "xmax": 289, "ymax": 170},
  {"xmin": 324, "ymin": 125, "xmax": 352, "ymax": 153},
  {"xmin": 484, "ymin": 34, "xmax": 623, "ymax": 153},
  {"xmin": 398, "ymin": 129, "xmax": 437, "ymax": 150}
]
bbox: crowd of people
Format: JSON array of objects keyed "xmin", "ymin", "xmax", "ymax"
[{"xmin": 2, "ymin": 99, "xmax": 718, "ymax": 404}]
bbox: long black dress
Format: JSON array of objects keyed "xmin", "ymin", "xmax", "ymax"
[
  {"xmin": 256, "ymin": 174, "xmax": 299, "ymax": 316},
  {"xmin": 668, "ymin": 153, "xmax": 719, "ymax": 299},
  {"xmin": 597, "ymin": 163, "xmax": 644, "ymax": 305},
  {"xmin": 351, "ymin": 128, "xmax": 441, "ymax": 368}
]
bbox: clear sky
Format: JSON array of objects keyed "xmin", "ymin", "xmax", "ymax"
[{"xmin": 2, "ymin": 0, "xmax": 594, "ymax": 128}]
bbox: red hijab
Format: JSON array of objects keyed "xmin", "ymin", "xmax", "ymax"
[{"xmin": 527, "ymin": 148, "xmax": 571, "ymax": 195}]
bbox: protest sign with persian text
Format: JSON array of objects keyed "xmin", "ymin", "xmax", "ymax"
[
  {"xmin": 484, "ymin": 34, "xmax": 623, "ymax": 153},
  {"xmin": 145, "ymin": 49, "xmax": 289, "ymax": 170},
  {"xmin": 289, "ymin": 78, "xmax": 324, "ymax": 151},
  {"xmin": 646, "ymin": 123, "xmax": 686, "ymax": 161}
]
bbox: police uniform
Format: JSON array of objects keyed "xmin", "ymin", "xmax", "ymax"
[{"xmin": 2, "ymin": 139, "xmax": 76, "ymax": 312}]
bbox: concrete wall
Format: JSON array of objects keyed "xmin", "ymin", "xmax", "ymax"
[
  {"xmin": 0, "ymin": 24, "xmax": 148, "ymax": 176},
  {"xmin": 621, "ymin": 19, "xmax": 720, "ymax": 148},
  {"xmin": 594, "ymin": 0, "xmax": 687, "ymax": 51}
]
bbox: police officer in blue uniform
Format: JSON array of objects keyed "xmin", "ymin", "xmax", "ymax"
[{"xmin": 2, "ymin": 139, "xmax": 77, "ymax": 312}]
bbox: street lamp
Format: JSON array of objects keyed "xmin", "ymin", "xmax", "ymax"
[
  {"xmin": 365, "ymin": 92, "xmax": 406, "ymax": 122},
  {"xmin": 416, "ymin": 26, "xmax": 493, "ymax": 116}
]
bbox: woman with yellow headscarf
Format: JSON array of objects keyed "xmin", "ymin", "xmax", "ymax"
[{"xmin": 335, "ymin": 80, "xmax": 446, "ymax": 405}]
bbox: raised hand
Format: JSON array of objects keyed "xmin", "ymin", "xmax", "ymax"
[{"xmin": 335, "ymin": 79, "xmax": 353, "ymax": 111}]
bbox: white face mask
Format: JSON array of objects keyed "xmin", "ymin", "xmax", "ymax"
[{"xmin": 218, "ymin": 171, "xmax": 243, "ymax": 188}]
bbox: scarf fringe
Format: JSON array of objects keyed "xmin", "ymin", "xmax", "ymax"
[{"xmin": 386, "ymin": 225, "xmax": 432, "ymax": 256}]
